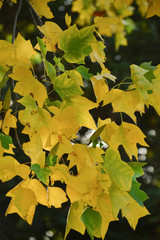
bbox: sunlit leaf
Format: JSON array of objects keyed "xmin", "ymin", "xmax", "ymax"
[
  {"xmin": 146, "ymin": 0, "xmax": 160, "ymax": 18},
  {"xmin": 0, "ymin": 156, "xmax": 30, "ymax": 182},
  {"xmin": 2, "ymin": 109, "xmax": 17, "ymax": 135},
  {"xmin": 110, "ymin": 186, "xmax": 150, "ymax": 229},
  {"xmin": 104, "ymin": 148, "xmax": 134, "ymax": 191},
  {"xmin": 65, "ymin": 200, "xmax": 85, "ymax": 239},
  {"xmin": 59, "ymin": 24, "xmax": 96, "ymax": 63},
  {"xmin": 48, "ymin": 187, "xmax": 68, "ymax": 208},
  {"xmin": 61, "ymin": 95, "xmax": 98, "ymax": 130},
  {"xmin": 6, "ymin": 187, "xmax": 37, "ymax": 225},
  {"xmin": 38, "ymin": 21, "xmax": 63, "ymax": 52},
  {"xmin": 54, "ymin": 72, "xmax": 83, "ymax": 99},
  {"xmin": 10, "ymin": 67, "xmax": 47, "ymax": 107},
  {"xmin": 29, "ymin": 0, "xmax": 54, "ymax": 19}
]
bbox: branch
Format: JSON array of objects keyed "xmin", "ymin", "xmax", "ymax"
[
  {"xmin": 25, "ymin": 0, "xmax": 43, "ymax": 26},
  {"xmin": 12, "ymin": 0, "xmax": 22, "ymax": 44},
  {"xmin": 28, "ymin": 5, "xmax": 44, "ymax": 38},
  {"xmin": 11, "ymin": 0, "xmax": 23, "ymax": 150}
]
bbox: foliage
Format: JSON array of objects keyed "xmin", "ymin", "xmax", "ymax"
[{"xmin": 0, "ymin": 0, "xmax": 160, "ymax": 239}]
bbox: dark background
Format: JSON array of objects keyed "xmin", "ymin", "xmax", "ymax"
[{"xmin": 0, "ymin": 1, "xmax": 160, "ymax": 239}]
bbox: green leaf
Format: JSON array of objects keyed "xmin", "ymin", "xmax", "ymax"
[
  {"xmin": 50, "ymin": 142, "xmax": 59, "ymax": 156},
  {"xmin": 130, "ymin": 64, "xmax": 153, "ymax": 91},
  {"xmin": 81, "ymin": 208, "xmax": 102, "ymax": 239},
  {"xmin": 140, "ymin": 62, "xmax": 156, "ymax": 82},
  {"xmin": 30, "ymin": 163, "xmax": 41, "ymax": 174},
  {"xmin": 45, "ymin": 60, "xmax": 56, "ymax": 83},
  {"xmin": 53, "ymin": 56, "xmax": 60, "ymax": 65},
  {"xmin": 128, "ymin": 162, "xmax": 146, "ymax": 180},
  {"xmin": 37, "ymin": 37, "xmax": 56, "ymax": 82},
  {"xmin": 38, "ymin": 167, "xmax": 51, "ymax": 185},
  {"xmin": 46, "ymin": 155, "xmax": 58, "ymax": 166},
  {"xmin": 76, "ymin": 66, "xmax": 93, "ymax": 80},
  {"xmin": 30, "ymin": 164, "xmax": 51, "ymax": 185},
  {"xmin": 129, "ymin": 180, "xmax": 148, "ymax": 206},
  {"xmin": 37, "ymin": 37, "xmax": 47, "ymax": 59},
  {"xmin": 18, "ymin": 95, "xmax": 37, "ymax": 109},
  {"xmin": 0, "ymin": 66, "xmax": 10, "ymax": 90},
  {"xmin": 54, "ymin": 72, "xmax": 83, "ymax": 99},
  {"xmin": 90, "ymin": 124, "xmax": 106, "ymax": 144},
  {"xmin": 45, "ymin": 99, "xmax": 61, "ymax": 108},
  {"xmin": 59, "ymin": 25, "xmax": 96, "ymax": 63},
  {"xmin": 103, "ymin": 148, "xmax": 134, "ymax": 191},
  {"xmin": 2, "ymin": 87, "xmax": 11, "ymax": 111},
  {"xmin": 0, "ymin": 134, "xmax": 12, "ymax": 149}
]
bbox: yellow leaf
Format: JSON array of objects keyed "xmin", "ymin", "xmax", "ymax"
[
  {"xmin": 20, "ymin": 179, "xmax": 48, "ymax": 206},
  {"xmin": 6, "ymin": 187, "xmax": 37, "ymax": 225},
  {"xmin": 66, "ymin": 185, "xmax": 82, "ymax": 203},
  {"xmin": 57, "ymin": 135, "xmax": 73, "ymax": 158},
  {"xmin": 94, "ymin": 16, "xmax": 120, "ymax": 37},
  {"xmin": 38, "ymin": 21, "xmax": 63, "ymax": 52},
  {"xmin": 51, "ymin": 106, "xmax": 79, "ymax": 139},
  {"xmin": 18, "ymin": 95, "xmax": 51, "ymax": 135},
  {"xmin": 146, "ymin": 0, "xmax": 160, "ymax": 18},
  {"xmin": 48, "ymin": 187, "xmax": 68, "ymax": 208},
  {"xmin": 67, "ymin": 176, "xmax": 103, "ymax": 207},
  {"xmin": 0, "ymin": 156, "xmax": 30, "ymax": 182},
  {"xmin": 2, "ymin": 109, "xmax": 17, "ymax": 135},
  {"xmin": 90, "ymin": 41, "xmax": 106, "ymax": 69},
  {"xmin": 29, "ymin": 0, "xmax": 54, "ymax": 19},
  {"xmin": 23, "ymin": 133, "xmax": 45, "ymax": 168},
  {"xmin": 65, "ymin": 200, "xmax": 85, "ymax": 239},
  {"xmin": 136, "ymin": 0, "xmax": 148, "ymax": 17},
  {"xmin": 112, "ymin": 122, "xmax": 148, "ymax": 159},
  {"xmin": 91, "ymin": 76, "xmax": 109, "ymax": 103},
  {"xmin": 110, "ymin": 187, "xmax": 150, "ymax": 229},
  {"xmin": 68, "ymin": 144, "xmax": 104, "ymax": 171},
  {"xmin": 50, "ymin": 163, "xmax": 68, "ymax": 184},
  {"xmin": 126, "ymin": 0, "xmax": 134, "ymax": 5},
  {"xmin": 14, "ymin": 34, "xmax": 36, "ymax": 68},
  {"xmin": 0, "ymin": 40, "xmax": 15, "ymax": 66},
  {"xmin": 115, "ymin": 31, "xmax": 127, "ymax": 51},
  {"xmin": 72, "ymin": 0, "xmax": 96, "ymax": 26},
  {"xmin": 67, "ymin": 167, "xmax": 98, "ymax": 194},
  {"xmin": 62, "ymin": 95, "xmax": 98, "ymax": 130},
  {"xmin": 100, "ymin": 121, "xmax": 148, "ymax": 159},
  {"xmin": 65, "ymin": 13, "xmax": 72, "ymax": 27},
  {"xmin": 103, "ymin": 89, "xmax": 145, "ymax": 122},
  {"xmin": 66, "ymin": 69, "xmax": 84, "ymax": 86},
  {"xmin": 10, "ymin": 67, "xmax": 47, "ymax": 107},
  {"xmin": 96, "ymin": 193, "xmax": 116, "ymax": 239},
  {"xmin": 148, "ymin": 92, "xmax": 160, "ymax": 115}
]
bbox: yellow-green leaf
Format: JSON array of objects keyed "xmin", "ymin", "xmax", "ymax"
[
  {"xmin": 59, "ymin": 24, "xmax": 96, "ymax": 63},
  {"xmin": 104, "ymin": 148, "xmax": 134, "ymax": 191}
]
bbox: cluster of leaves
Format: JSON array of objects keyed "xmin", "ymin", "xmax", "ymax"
[
  {"xmin": 72, "ymin": 0, "xmax": 160, "ymax": 50},
  {"xmin": 0, "ymin": 0, "xmax": 160, "ymax": 239}
]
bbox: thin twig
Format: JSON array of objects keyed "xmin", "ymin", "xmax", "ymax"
[
  {"xmin": 12, "ymin": 0, "xmax": 22, "ymax": 44},
  {"xmin": 11, "ymin": 0, "xmax": 23, "ymax": 151},
  {"xmin": 24, "ymin": 0, "xmax": 43, "ymax": 26},
  {"xmin": 28, "ymin": 6, "xmax": 44, "ymax": 38}
]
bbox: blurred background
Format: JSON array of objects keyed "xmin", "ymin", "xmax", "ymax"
[{"xmin": 0, "ymin": 0, "xmax": 160, "ymax": 239}]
